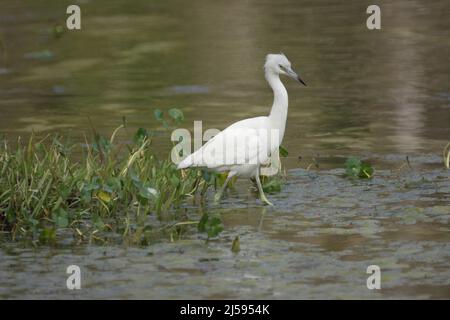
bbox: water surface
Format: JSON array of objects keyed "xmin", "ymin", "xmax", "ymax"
[{"xmin": 0, "ymin": 0, "xmax": 449, "ymax": 299}]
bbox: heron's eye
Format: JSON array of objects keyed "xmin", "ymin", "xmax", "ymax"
[{"xmin": 279, "ymin": 65, "xmax": 284, "ymax": 69}]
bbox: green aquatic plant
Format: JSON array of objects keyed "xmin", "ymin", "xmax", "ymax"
[
  {"xmin": 0, "ymin": 122, "xmax": 222, "ymax": 245},
  {"xmin": 345, "ymin": 157, "xmax": 374, "ymax": 179},
  {"xmin": 231, "ymin": 236, "xmax": 240, "ymax": 253},
  {"xmin": 262, "ymin": 176, "xmax": 283, "ymax": 193},
  {"xmin": 154, "ymin": 107, "xmax": 184, "ymax": 129},
  {"xmin": 255, "ymin": 146, "xmax": 289, "ymax": 194},
  {"xmin": 0, "ymin": 111, "xmax": 291, "ymax": 245},
  {"xmin": 197, "ymin": 212, "xmax": 223, "ymax": 240},
  {"xmin": 53, "ymin": 25, "xmax": 65, "ymax": 38},
  {"xmin": 279, "ymin": 145, "xmax": 289, "ymax": 157}
]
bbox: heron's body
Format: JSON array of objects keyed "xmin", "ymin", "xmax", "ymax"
[{"xmin": 178, "ymin": 53, "xmax": 305, "ymax": 205}]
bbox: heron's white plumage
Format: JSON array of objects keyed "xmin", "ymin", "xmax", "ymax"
[
  {"xmin": 178, "ymin": 117, "xmax": 272, "ymax": 174},
  {"xmin": 178, "ymin": 53, "xmax": 305, "ymax": 205}
]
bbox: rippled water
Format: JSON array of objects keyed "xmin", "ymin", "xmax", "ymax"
[
  {"xmin": 1, "ymin": 155, "xmax": 449, "ymax": 299},
  {"xmin": 0, "ymin": 0, "xmax": 449, "ymax": 299}
]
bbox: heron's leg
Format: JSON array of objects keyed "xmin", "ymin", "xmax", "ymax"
[
  {"xmin": 214, "ymin": 172, "xmax": 235, "ymax": 203},
  {"xmin": 255, "ymin": 173, "xmax": 273, "ymax": 206}
]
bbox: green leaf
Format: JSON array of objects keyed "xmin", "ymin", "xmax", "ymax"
[
  {"xmin": 52, "ymin": 208, "xmax": 69, "ymax": 228},
  {"xmin": 262, "ymin": 177, "xmax": 282, "ymax": 193},
  {"xmin": 168, "ymin": 108, "xmax": 184, "ymax": 124},
  {"xmin": 207, "ymin": 224, "xmax": 223, "ymax": 238},
  {"xmin": 359, "ymin": 163, "xmax": 374, "ymax": 179},
  {"xmin": 40, "ymin": 228, "xmax": 56, "ymax": 243},
  {"xmin": 345, "ymin": 157, "xmax": 374, "ymax": 179},
  {"xmin": 198, "ymin": 213, "xmax": 208, "ymax": 232},
  {"xmin": 231, "ymin": 236, "xmax": 240, "ymax": 253},
  {"xmin": 279, "ymin": 145, "xmax": 289, "ymax": 157},
  {"xmin": 93, "ymin": 134, "xmax": 111, "ymax": 155},
  {"xmin": 161, "ymin": 120, "xmax": 170, "ymax": 129},
  {"xmin": 197, "ymin": 214, "xmax": 223, "ymax": 238},
  {"xmin": 154, "ymin": 109, "xmax": 163, "ymax": 121},
  {"xmin": 139, "ymin": 186, "xmax": 158, "ymax": 199},
  {"xmin": 202, "ymin": 170, "xmax": 210, "ymax": 181},
  {"xmin": 84, "ymin": 178, "xmax": 100, "ymax": 191},
  {"xmin": 97, "ymin": 190, "xmax": 111, "ymax": 203},
  {"xmin": 134, "ymin": 128, "xmax": 148, "ymax": 145},
  {"xmin": 81, "ymin": 191, "xmax": 91, "ymax": 204},
  {"xmin": 169, "ymin": 175, "xmax": 180, "ymax": 187},
  {"xmin": 345, "ymin": 157, "xmax": 362, "ymax": 177},
  {"xmin": 92, "ymin": 214, "xmax": 105, "ymax": 230},
  {"xmin": 106, "ymin": 177, "xmax": 122, "ymax": 192},
  {"xmin": 6, "ymin": 207, "xmax": 15, "ymax": 224}
]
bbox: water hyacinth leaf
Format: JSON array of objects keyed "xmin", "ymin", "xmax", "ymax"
[
  {"xmin": 168, "ymin": 108, "xmax": 184, "ymax": 123},
  {"xmin": 345, "ymin": 157, "xmax": 374, "ymax": 179},
  {"xmin": 279, "ymin": 145, "xmax": 289, "ymax": 157},
  {"xmin": 139, "ymin": 186, "xmax": 158, "ymax": 199},
  {"xmin": 52, "ymin": 208, "xmax": 69, "ymax": 228},
  {"xmin": 97, "ymin": 190, "xmax": 111, "ymax": 203},
  {"xmin": 202, "ymin": 170, "xmax": 211, "ymax": 182},
  {"xmin": 134, "ymin": 128, "xmax": 148, "ymax": 144},
  {"xmin": 28, "ymin": 218, "xmax": 39, "ymax": 227},
  {"xmin": 207, "ymin": 217, "xmax": 223, "ymax": 238},
  {"xmin": 83, "ymin": 177, "xmax": 101, "ymax": 191},
  {"xmin": 6, "ymin": 207, "xmax": 16, "ymax": 224},
  {"xmin": 360, "ymin": 163, "xmax": 374, "ymax": 178},
  {"xmin": 0, "ymin": 118, "xmax": 230, "ymax": 243},
  {"xmin": 216, "ymin": 173, "xmax": 228, "ymax": 186},
  {"xmin": 345, "ymin": 157, "xmax": 362, "ymax": 177},
  {"xmin": 129, "ymin": 170, "xmax": 140, "ymax": 184},
  {"xmin": 106, "ymin": 177, "xmax": 122, "ymax": 192},
  {"xmin": 198, "ymin": 213, "xmax": 209, "ymax": 232},
  {"xmin": 102, "ymin": 184, "xmax": 113, "ymax": 194},
  {"xmin": 40, "ymin": 228, "xmax": 56, "ymax": 243},
  {"xmin": 93, "ymin": 134, "xmax": 111, "ymax": 155},
  {"xmin": 154, "ymin": 109, "xmax": 163, "ymax": 121},
  {"xmin": 162, "ymin": 120, "xmax": 170, "ymax": 129},
  {"xmin": 81, "ymin": 191, "xmax": 91, "ymax": 204},
  {"xmin": 170, "ymin": 175, "xmax": 180, "ymax": 187},
  {"xmin": 59, "ymin": 186, "xmax": 71, "ymax": 199},
  {"xmin": 198, "ymin": 214, "xmax": 223, "ymax": 238},
  {"xmin": 262, "ymin": 177, "xmax": 282, "ymax": 193},
  {"xmin": 92, "ymin": 214, "xmax": 105, "ymax": 230}
]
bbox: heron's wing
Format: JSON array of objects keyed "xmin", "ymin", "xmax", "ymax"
[
  {"xmin": 227, "ymin": 116, "xmax": 268, "ymax": 130},
  {"xmin": 191, "ymin": 126, "xmax": 272, "ymax": 169},
  {"xmin": 177, "ymin": 116, "xmax": 273, "ymax": 169}
]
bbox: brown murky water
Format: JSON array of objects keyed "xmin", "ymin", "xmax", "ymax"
[{"xmin": 0, "ymin": 0, "xmax": 449, "ymax": 299}]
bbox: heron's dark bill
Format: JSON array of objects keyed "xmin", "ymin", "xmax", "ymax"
[{"xmin": 298, "ymin": 76, "xmax": 307, "ymax": 86}]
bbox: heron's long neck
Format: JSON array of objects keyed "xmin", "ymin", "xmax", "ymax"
[{"xmin": 266, "ymin": 72, "xmax": 288, "ymax": 139}]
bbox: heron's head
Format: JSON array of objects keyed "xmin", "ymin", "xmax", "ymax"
[{"xmin": 264, "ymin": 53, "xmax": 306, "ymax": 86}]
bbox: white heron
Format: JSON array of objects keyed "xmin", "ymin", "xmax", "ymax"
[{"xmin": 178, "ymin": 53, "xmax": 306, "ymax": 205}]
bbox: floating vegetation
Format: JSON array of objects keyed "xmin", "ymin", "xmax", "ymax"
[
  {"xmin": 261, "ymin": 176, "xmax": 283, "ymax": 193},
  {"xmin": 0, "ymin": 110, "xmax": 285, "ymax": 246},
  {"xmin": 344, "ymin": 157, "xmax": 374, "ymax": 179},
  {"xmin": 0, "ymin": 108, "xmax": 218, "ymax": 245},
  {"xmin": 154, "ymin": 107, "xmax": 184, "ymax": 129},
  {"xmin": 23, "ymin": 50, "xmax": 55, "ymax": 60},
  {"xmin": 197, "ymin": 212, "xmax": 224, "ymax": 240},
  {"xmin": 0, "ymin": 128, "xmax": 205, "ymax": 245},
  {"xmin": 231, "ymin": 236, "xmax": 241, "ymax": 253},
  {"xmin": 53, "ymin": 25, "xmax": 65, "ymax": 38}
]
